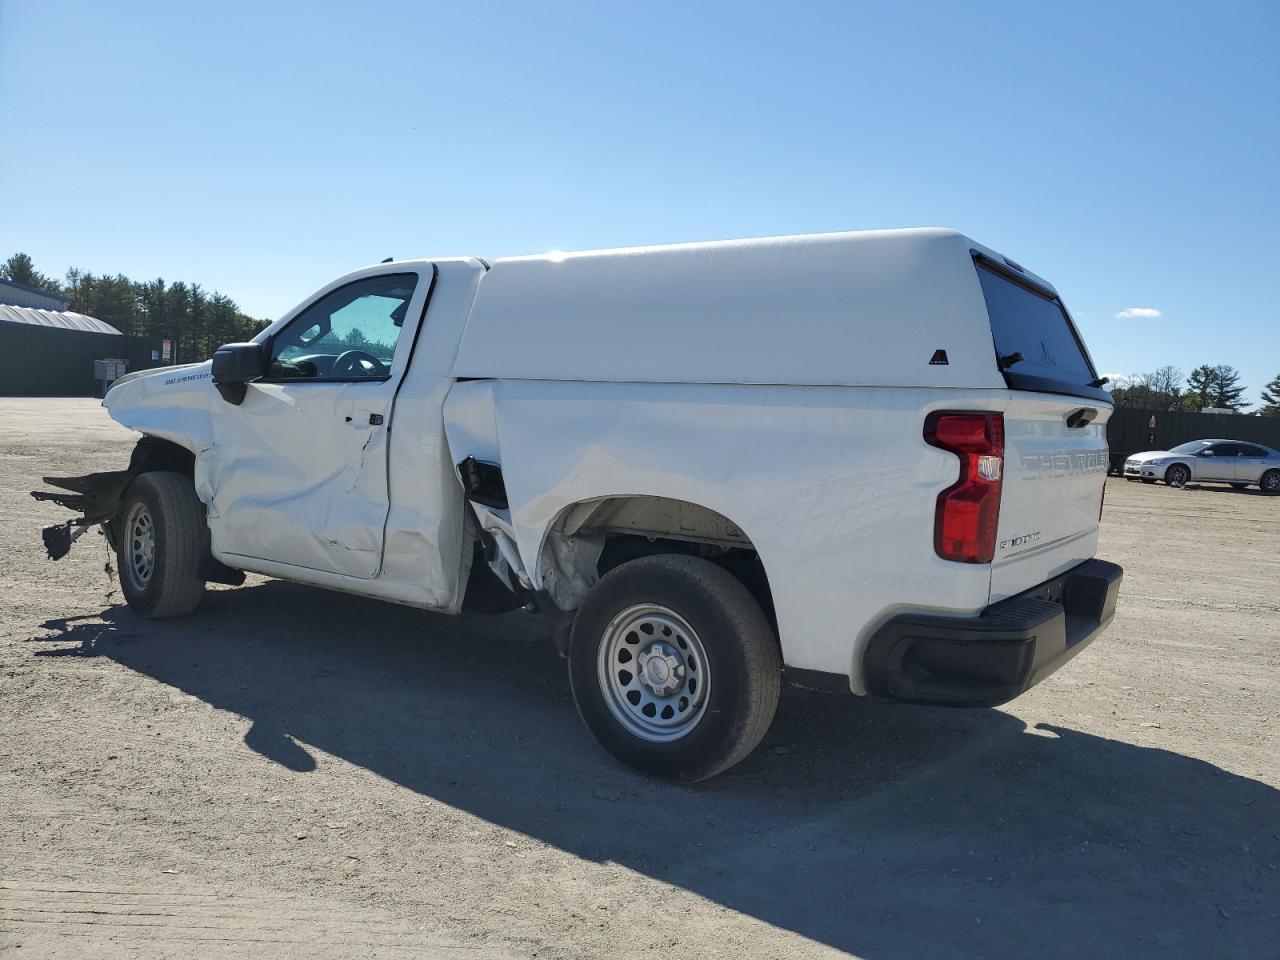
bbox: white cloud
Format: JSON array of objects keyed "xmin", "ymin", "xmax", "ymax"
[{"xmin": 1114, "ymin": 307, "xmax": 1162, "ymax": 320}]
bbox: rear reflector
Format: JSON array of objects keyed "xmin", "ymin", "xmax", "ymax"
[{"xmin": 925, "ymin": 412, "xmax": 1005, "ymax": 564}]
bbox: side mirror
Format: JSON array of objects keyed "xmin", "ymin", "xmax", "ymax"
[
  {"xmin": 1199, "ymin": 450, "xmax": 1214, "ymax": 457},
  {"xmin": 211, "ymin": 342, "xmax": 266, "ymax": 404}
]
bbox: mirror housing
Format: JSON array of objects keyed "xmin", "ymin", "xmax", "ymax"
[
  {"xmin": 1199, "ymin": 450, "xmax": 1214, "ymax": 457},
  {"xmin": 211, "ymin": 342, "xmax": 266, "ymax": 404}
]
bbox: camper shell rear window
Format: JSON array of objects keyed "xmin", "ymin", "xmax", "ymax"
[{"xmin": 974, "ymin": 255, "xmax": 1110, "ymax": 403}]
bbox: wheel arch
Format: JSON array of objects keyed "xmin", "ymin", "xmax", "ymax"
[
  {"xmin": 129, "ymin": 435, "xmax": 196, "ymax": 476},
  {"xmin": 535, "ymin": 494, "xmax": 777, "ymax": 636},
  {"xmin": 111, "ymin": 440, "xmax": 241, "ymax": 585}
]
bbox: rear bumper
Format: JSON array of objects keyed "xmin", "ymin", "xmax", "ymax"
[{"xmin": 863, "ymin": 558, "xmax": 1123, "ymax": 708}]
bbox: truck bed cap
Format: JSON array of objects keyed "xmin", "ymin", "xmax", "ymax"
[{"xmin": 450, "ymin": 228, "xmax": 1020, "ymax": 389}]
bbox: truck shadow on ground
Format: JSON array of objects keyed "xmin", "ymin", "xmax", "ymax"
[{"xmin": 34, "ymin": 581, "xmax": 1280, "ymax": 960}]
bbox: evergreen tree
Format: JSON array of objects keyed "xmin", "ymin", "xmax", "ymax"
[
  {"xmin": 1209, "ymin": 364, "xmax": 1247, "ymax": 410},
  {"xmin": 1185, "ymin": 364, "xmax": 1248, "ymax": 411},
  {"xmin": 1, "ymin": 252, "xmax": 62, "ymax": 294},
  {"xmin": 1183, "ymin": 365, "xmax": 1217, "ymax": 411},
  {"xmin": 6, "ymin": 251, "xmax": 267, "ymax": 361},
  {"xmin": 1260, "ymin": 372, "xmax": 1280, "ymax": 416}
]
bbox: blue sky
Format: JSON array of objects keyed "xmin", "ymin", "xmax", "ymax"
[{"xmin": 2, "ymin": 1, "xmax": 1276, "ymax": 404}]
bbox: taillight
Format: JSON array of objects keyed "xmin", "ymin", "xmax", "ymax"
[{"xmin": 924, "ymin": 412, "xmax": 1004, "ymax": 564}]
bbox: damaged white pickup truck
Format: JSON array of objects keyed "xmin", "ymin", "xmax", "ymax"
[{"xmin": 35, "ymin": 229, "xmax": 1123, "ymax": 781}]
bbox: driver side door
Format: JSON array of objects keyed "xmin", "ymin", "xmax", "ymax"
[
  {"xmin": 206, "ymin": 269, "xmax": 432, "ymax": 579},
  {"xmin": 1194, "ymin": 443, "xmax": 1239, "ymax": 481}
]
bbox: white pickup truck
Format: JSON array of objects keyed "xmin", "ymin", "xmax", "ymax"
[{"xmin": 36, "ymin": 228, "xmax": 1122, "ymax": 781}]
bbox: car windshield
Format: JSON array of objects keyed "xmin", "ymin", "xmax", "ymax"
[{"xmin": 1169, "ymin": 441, "xmax": 1211, "ymax": 454}]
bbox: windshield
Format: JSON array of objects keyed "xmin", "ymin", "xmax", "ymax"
[
  {"xmin": 1169, "ymin": 441, "xmax": 1211, "ymax": 454},
  {"xmin": 975, "ymin": 259, "xmax": 1107, "ymax": 402}
]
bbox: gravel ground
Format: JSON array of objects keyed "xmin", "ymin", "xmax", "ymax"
[{"xmin": 2, "ymin": 398, "xmax": 1277, "ymax": 959}]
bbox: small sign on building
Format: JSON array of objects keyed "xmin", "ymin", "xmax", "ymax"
[{"xmin": 162, "ymin": 339, "xmax": 173, "ymax": 363}]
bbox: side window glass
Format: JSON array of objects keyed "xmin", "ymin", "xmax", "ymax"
[
  {"xmin": 266, "ymin": 274, "xmax": 418, "ymax": 381},
  {"xmin": 1239, "ymin": 445, "xmax": 1266, "ymax": 457}
]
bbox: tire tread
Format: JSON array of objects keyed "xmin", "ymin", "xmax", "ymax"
[
  {"xmin": 571, "ymin": 553, "xmax": 781, "ymax": 781},
  {"xmin": 119, "ymin": 471, "xmax": 206, "ymax": 618}
]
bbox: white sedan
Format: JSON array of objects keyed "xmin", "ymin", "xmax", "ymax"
[{"xmin": 1124, "ymin": 439, "xmax": 1280, "ymax": 492}]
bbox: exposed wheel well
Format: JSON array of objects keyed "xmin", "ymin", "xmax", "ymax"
[
  {"xmin": 130, "ymin": 436, "xmax": 195, "ymax": 476},
  {"xmin": 538, "ymin": 496, "xmax": 776, "ymax": 629}
]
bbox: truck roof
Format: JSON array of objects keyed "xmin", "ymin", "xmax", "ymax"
[{"xmin": 449, "ymin": 228, "xmax": 1035, "ymax": 389}]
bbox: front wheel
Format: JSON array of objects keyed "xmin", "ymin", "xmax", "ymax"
[
  {"xmin": 1165, "ymin": 463, "xmax": 1191, "ymax": 487},
  {"xmin": 568, "ymin": 554, "xmax": 781, "ymax": 782},
  {"xmin": 115, "ymin": 471, "xmax": 207, "ymax": 618},
  {"xmin": 1261, "ymin": 470, "xmax": 1280, "ymax": 495}
]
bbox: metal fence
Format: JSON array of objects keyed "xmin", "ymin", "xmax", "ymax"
[
  {"xmin": 0, "ymin": 320, "xmax": 163, "ymax": 396},
  {"xmin": 1107, "ymin": 407, "xmax": 1280, "ymax": 471}
]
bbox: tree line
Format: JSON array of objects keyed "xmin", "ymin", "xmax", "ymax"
[
  {"xmin": 2, "ymin": 252, "xmax": 267, "ymax": 365},
  {"xmin": 1109, "ymin": 364, "xmax": 1280, "ymax": 417}
]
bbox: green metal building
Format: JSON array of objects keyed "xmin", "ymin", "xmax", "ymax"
[{"xmin": 0, "ymin": 279, "xmax": 163, "ymax": 396}]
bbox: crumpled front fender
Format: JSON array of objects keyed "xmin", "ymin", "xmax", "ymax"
[
  {"xmin": 103, "ymin": 361, "xmax": 219, "ymax": 457},
  {"xmin": 103, "ymin": 361, "xmax": 226, "ymax": 505}
]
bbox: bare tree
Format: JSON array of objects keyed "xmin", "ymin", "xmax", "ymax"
[
  {"xmin": 1108, "ymin": 365, "xmax": 1185, "ymax": 410},
  {"xmin": 1144, "ymin": 365, "xmax": 1183, "ymax": 406}
]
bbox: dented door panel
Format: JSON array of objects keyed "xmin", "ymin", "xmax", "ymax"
[
  {"xmin": 205, "ymin": 266, "xmax": 434, "ymax": 579},
  {"xmin": 207, "ymin": 380, "xmax": 394, "ymax": 578}
]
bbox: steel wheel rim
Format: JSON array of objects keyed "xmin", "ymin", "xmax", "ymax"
[
  {"xmin": 1265, "ymin": 472, "xmax": 1280, "ymax": 492},
  {"xmin": 597, "ymin": 603, "xmax": 711, "ymax": 742},
  {"xmin": 125, "ymin": 500, "xmax": 156, "ymax": 589}
]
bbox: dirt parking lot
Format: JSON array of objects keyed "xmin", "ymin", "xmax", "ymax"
[{"xmin": 2, "ymin": 397, "xmax": 1277, "ymax": 959}]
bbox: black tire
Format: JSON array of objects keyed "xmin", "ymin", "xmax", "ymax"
[
  {"xmin": 1231, "ymin": 483, "xmax": 1249, "ymax": 490},
  {"xmin": 1165, "ymin": 463, "xmax": 1190, "ymax": 487},
  {"xmin": 115, "ymin": 471, "xmax": 207, "ymax": 618},
  {"xmin": 568, "ymin": 554, "xmax": 781, "ymax": 782},
  {"xmin": 1261, "ymin": 470, "xmax": 1280, "ymax": 495}
]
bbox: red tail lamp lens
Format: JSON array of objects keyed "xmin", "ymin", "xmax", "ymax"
[{"xmin": 924, "ymin": 412, "xmax": 1004, "ymax": 563}]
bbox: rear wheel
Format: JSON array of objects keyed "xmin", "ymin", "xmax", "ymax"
[
  {"xmin": 115, "ymin": 471, "xmax": 207, "ymax": 618},
  {"xmin": 1261, "ymin": 470, "xmax": 1280, "ymax": 495},
  {"xmin": 568, "ymin": 554, "xmax": 781, "ymax": 782},
  {"xmin": 1165, "ymin": 463, "xmax": 1190, "ymax": 487}
]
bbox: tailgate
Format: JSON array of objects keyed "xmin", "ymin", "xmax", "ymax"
[{"xmin": 991, "ymin": 395, "xmax": 1110, "ymax": 601}]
